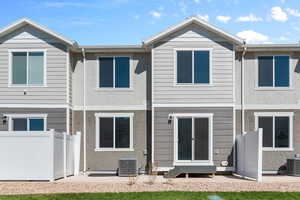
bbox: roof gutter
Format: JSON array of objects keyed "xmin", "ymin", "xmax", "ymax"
[{"xmin": 81, "ymin": 48, "xmax": 87, "ymax": 172}]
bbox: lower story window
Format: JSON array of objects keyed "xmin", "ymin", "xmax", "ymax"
[
  {"xmin": 255, "ymin": 112, "xmax": 293, "ymax": 150},
  {"xmin": 7, "ymin": 114, "xmax": 47, "ymax": 131},
  {"xmin": 95, "ymin": 113, "xmax": 134, "ymax": 151}
]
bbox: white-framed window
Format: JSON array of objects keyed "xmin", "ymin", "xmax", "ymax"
[
  {"xmin": 257, "ymin": 55, "xmax": 290, "ymax": 88},
  {"xmin": 5, "ymin": 114, "xmax": 47, "ymax": 132},
  {"xmin": 174, "ymin": 48, "xmax": 212, "ymax": 85},
  {"xmin": 255, "ymin": 112, "xmax": 293, "ymax": 151},
  {"xmin": 98, "ymin": 56, "xmax": 131, "ymax": 89},
  {"xmin": 9, "ymin": 49, "xmax": 46, "ymax": 87},
  {"xmin": 95, "ymin": 113, "xmax": 134, "ymax": 151}
]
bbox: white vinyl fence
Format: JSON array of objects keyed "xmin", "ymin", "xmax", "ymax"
[
  {"xmin": 236, "ymin": 129, "xmax": 262, "ymax": 181},
  {"xmin": 0, "ymin": 130, "xmax": 81, "ymax": 181}
]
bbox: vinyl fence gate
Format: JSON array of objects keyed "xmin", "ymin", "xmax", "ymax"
[{"xmin": 236, "ymin": 129, "xmax": 262, "ymax": 181}]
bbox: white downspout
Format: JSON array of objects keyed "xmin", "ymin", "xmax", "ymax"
[
  {"xmin": 241, "ymin": 43, "xmax": 247, "ymax": 134},
  {"xmin": 82, "ymin": 48, "xmax": 87, "ymax": 172}
]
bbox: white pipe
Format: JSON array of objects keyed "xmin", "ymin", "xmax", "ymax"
[
  {"xmin": 232, "ymin": 46, "xmax": 236, "ymax": 171},
  {"xmin": 66, "ymin": 49, "xmax": 70, "ymax": 134},
  {"xmin": 241, "ymin": 43, "xmax": 247, "ymax": 134},
  {"xmin": 82, "ymin": 48, "xmax": 87, "ymax": 172}
]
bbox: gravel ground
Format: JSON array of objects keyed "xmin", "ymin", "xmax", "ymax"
[{"xmin": 1, "ymin": 175, "xmax": 300, "ymax": 195}]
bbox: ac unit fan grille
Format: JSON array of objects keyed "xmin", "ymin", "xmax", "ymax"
[
  {"xmin": 287, "ymin": 159, "xmax": 300, "ymax": 176},
  {"xmin": 118, "ymin": 158, "xmax": 137, "ymax": 177}
]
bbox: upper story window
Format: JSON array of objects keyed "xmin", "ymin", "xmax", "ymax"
[
  {"xmin": 255, "ymin": 112, "xmax": 293, "ymax": 151},
  {"xmin": 10, "ymin": 50, "xmax": 45, "ymax": 86},
  {"xmin": 99, "ymin": 57, "xmax": 130, "ymax": 88},
  {"xmin": 258, "ymin": 56, "xmax": 290, "ymax": 87},
  {"xmin": 176, "ymin": 49, "xmax": 211, "ymax": 84}
]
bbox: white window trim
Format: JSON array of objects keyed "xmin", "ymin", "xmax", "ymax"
[
  {"xmin": 5, "ymin": 113, "xmax": 48, "ymax": 131},
  {"xmin": 254, "ymin": 112, "xmax": 294, "ymax": 151},
  {"xmin": 8, "ymin": 49, "xmax": 47, "ymax": 87},
  {"xmin": 97, "ymin": 56, "xmax": 133, "ymax": 91},
  {"xmin": 173, "ymin": 48, "xmax": 213, "ymax": 86},
  {"xmin": 172, "ymin": 113, "xmax": 214, "ymax": 166},
  {"xmin": 95, "ymin": 112, "xmax": 134, "ymax": 152},
  {"xmin": 255, "ymin": 54, "xmax": 292, "ymax": 90}
]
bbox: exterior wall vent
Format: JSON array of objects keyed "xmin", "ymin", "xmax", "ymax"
[
  {"xmin": 118, "ymin": 158, "xmax": 137, "ymax": 177},
  {"xmin": 287, "ymin": 157, "xmax": 300, "ymax": 176}
]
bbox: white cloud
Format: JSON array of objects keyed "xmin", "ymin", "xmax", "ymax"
[
  {"xmin": 286, "ymin": 8, "xmax": 300, "ymax": 17},
  {"xmin": 149, "ymin": 10, "xmax": 161, "ymax": 19},
  {"xmin": 197, "ymin": 14, "xmax": 209, "ymax": 21},
  {"xmin": 134, "ymin": 15, "xmax": 140, "ymax": 19},
  {"xmin": 236, "ymin": 14, "xmax": 263, "ymax": 22},
  {"xmin": 216, "ymin": 15, "xmax": 231, "ymax": 23},
  {"xmin": 236, "ymin": 30, "xmax": 269, "ymax": 43},
  {"xmin": 271, "ymin": 6, "xmax": 288, "ymax": 22},
  {"xmin": 279, "ymin": 36, "xmax": 288, "ymax": 41}
]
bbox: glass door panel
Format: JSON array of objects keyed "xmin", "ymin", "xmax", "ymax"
[
  {"xmin": 194, "ymin": 118, "xmax": 209, "ymax": 161},
  {"xmin": 177, "ymin": 118, "xmax": 192, "ymax": 160}
]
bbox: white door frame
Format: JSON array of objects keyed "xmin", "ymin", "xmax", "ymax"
[{"xmin": 173, "ymin": 113, "xmax": 214, "ymax": 166}]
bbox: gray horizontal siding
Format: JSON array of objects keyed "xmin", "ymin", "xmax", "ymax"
[
  {"xmin": 154, "ymin": 107, "xmax": 234, "ymax": 168},
  {"xmin": 237, "ymin": 109, "xmax": 300, "ymax": 172},
  {"xmin": 0, "ymin": 108, "xmax": 66, "ymax": 133},
  {"xmin": 153, "ymin": 24, "xmax": 234, "ymax": 105},
  {"xmin": 0, "ymin": 25, "xmax": 67, "ymax": 105},
  {"xmin": 73, "ymin": 110, "xmax": 147, "ymax": 171},
  {"xmin": 235, "ymin": 52, "xmax": 300, "ymax": 105},
  {"xmin": 72, "ymin": 52, "xmax": 150, "ymax": 108}
]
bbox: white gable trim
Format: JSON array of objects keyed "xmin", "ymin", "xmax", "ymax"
[
  {"xmin": 142, "ymin": 16, "xmax": 244, "ymax": 46},
  {"xmin": 0, "ymin": 18, "xmax": 76, "ymax": 46}
]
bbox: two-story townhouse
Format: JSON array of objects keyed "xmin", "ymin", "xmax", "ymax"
[
  {"xmin": 1, "ymin": 16, "xmax": 300, "ymax": 177},
  {"xmin": 143, "ymin": 17, "xmax": 243, "ymax": 176},
  {"xmin": 71, "ymin": 46, "xmax": 151, "ymax": 173},
  {"xmin": 0, "ymin": 18, "xmax": 75, "ymax": 136},
  {"xmin": 0, "ymin": 18, "xmax": 152, "ymax": 175},
  {"xmin": 236, "ymin": 44, "xmax": 300, "ymax": 174}
]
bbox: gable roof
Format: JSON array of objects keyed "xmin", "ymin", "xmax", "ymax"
[
  {"xmin": 0, "ymin": 18, "xmax": 77, "ymax": 46},
  {"xmin": 142, "ymin": 16, "xmax": 244, "ymax": 46}
]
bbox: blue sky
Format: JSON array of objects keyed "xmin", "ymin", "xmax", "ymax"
[{"xmin": 2, "ymin": 0, "xmax": 300, "ymax": 45}]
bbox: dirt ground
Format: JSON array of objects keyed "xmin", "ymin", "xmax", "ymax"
[{"xmin": 1, "ymin": 175, "xmax": 300, "ymax": 195}]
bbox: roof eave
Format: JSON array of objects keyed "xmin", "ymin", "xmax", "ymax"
[
  {"xmin": 236, "ymin": 44, "xmax": 300, "ymax": 52},
  {"xmin": 143, "ymin": 16, "xmax": 244, "ymax": 46},
  {"xmin": 72, "ymin": 45, "xmax": 149, "ymax": 53},
  {"xmin": 0, "ymin": 18, "xmax": 76, "ymax": 47}
]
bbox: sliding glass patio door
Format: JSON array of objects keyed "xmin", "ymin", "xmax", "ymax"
[{"xmin": 175, "ymin": 114, "xmax": 212, "ymax": 165}]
